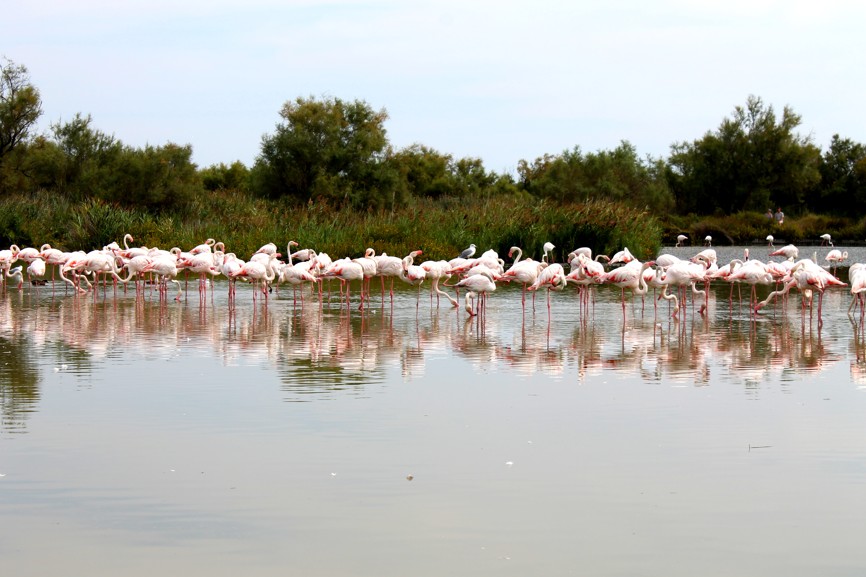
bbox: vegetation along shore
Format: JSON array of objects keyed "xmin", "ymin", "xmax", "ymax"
[{"xmin": 2, "ymin": 57, "xmax": 865, "ymax": 261}]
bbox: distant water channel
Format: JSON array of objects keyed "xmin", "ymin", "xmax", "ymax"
[{"xmin": 3, "ymin": 246, "xmax": 866, "ymax": 577}]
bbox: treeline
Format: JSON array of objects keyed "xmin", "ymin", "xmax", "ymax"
[{"xmin": 1, "ymin": 57, "xmax": 866, "ymax": 255}]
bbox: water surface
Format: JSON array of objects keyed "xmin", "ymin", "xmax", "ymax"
[{"xmin": 2, "ymin": 248, "xmax": 866, "ymax": 576}]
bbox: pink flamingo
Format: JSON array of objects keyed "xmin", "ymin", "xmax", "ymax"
[
  {"xmin": 601, "ymin": 260, "xmax": 657, "ymax": 314},
  {"xmin": 400, "ymin": 250, "xmax": 426, "ymax": 310}
]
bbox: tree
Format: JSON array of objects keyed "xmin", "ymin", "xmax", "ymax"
[
  {"xmin": 252, "ymin": 96, "xmax": 392, "ymax": 207},
  {"xmin": 200, "ymin": 161, "xmax": 249, "ymax": 192},
  {"xmin": 517, "ymin": 142, "xmax": 674, "ymax": 213},
  {"xmin": 667, "ymin": 95, "xmax": 820, "ymax": 215},
  {"xmin": 0, "ymin": 58, "xmax": 43, "ymax": 192},
  {"xmin": 49, "ymin": 113, "xmax": 121, "ymax": 199},
  {"xmin": 813, "ymin": 134, "xmax": 866, "ymax": 215}
]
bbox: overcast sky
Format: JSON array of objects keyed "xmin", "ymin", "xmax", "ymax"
[{"xmin": 5, "ymin": 0, "xmax": 865, "ymax": 174}]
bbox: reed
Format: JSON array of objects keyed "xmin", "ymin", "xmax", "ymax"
[{"xmin": 0, "ymin": 190, "xmax": 663, "ymax": 260}]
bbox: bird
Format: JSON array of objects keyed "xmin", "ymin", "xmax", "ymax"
[
  {"xmin": 820, "ymin": 233, "xmax": 833, "ymax": 247},
  {"xmin": 26, "ymin": 258, "xmax": 46, "ymax": 287},
  {"xmin": 374, "ymin": 251, "xmax": 405, "ymax": 306},
  {"xmin": 766, "ymin": 235, "xmax": 774, "ymax": 248},
  {"xmin": 769, "ymin": 244, "xmax": 799, "ymax": 260},
  {"xmin": 527, "ymin": 263, "xmax": 567, "ymax": 317},
  {"xmin": 825, "ymin": 249, "xmax": 848, "ymax": 275},
  {"xmin": 848, "ymin": 263, "xmax": 866, "ymax": 316},
  {"xmin": 454, "ymin": 270, "xmax": 496, "ymax": 316},
  {"xmin": 498, "ymin": 246, "xmax": 544, "ymax": 309},
  {"xmin": 420, "ymin": 259, "xmax": 457, "ymax": 307},
  {"xmin": 609, "ymin": 247, "xmax": 634, "ymax": 266},
  {"xmin": 459, "ymin": 244, "xmax": 477, "ymax": 259},
  {"xmin": 704, "ymin": 235, "xmax": 712, "ymax": 246},
  {"xmin": 399, "ymin": 250, "xmax": 427, "ymax": 309},
  {"xmin": 601, "ymin": 260, "xmax": 657, "ymax": 312},
  {"xmin": 542, "ymin": 242, "xmax": 555, "ymax": 264},
  {"xmin": 675, "ymin": 234, "xmax": 688, "ymax": 247}
]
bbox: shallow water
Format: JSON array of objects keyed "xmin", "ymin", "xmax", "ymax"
[{"xmin": 3, "ymin": 248, "xmax": 866, "ymax": 577}]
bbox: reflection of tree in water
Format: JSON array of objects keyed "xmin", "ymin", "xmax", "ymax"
[{"xmin": 0, "ymin": 336, "xmax": 41, "ymax": 433}]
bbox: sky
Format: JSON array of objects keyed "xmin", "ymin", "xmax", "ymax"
[{"xmin": 4, "ymin": 0, "xmax": 865, "ymax": 175}]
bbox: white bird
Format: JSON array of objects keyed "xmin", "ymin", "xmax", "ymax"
[
  {"xmin": 459, "ymin": 244, "xmax": 477, "ymax": 259},
  {"xmin": 704, "ymin": 235, "xmax": 712, "ymax": 246},
  {"xmin": 766, "ymin": 234, "xmax": 774, "ymax": 247},
  {"xmin": 675, "ymin": 234, "xmax": 688, "ymax": 247},
  {"xmin": 542, "ymin": 241, "xmax": 555, "ymax": 263},
  {"xmin": 820, "ymin": 233, "xmax": 833, "ymax": 247}
]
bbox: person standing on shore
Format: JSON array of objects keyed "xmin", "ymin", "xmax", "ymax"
[{"xmin": 774, "ymin": 207, "xmax": 784, "ymax": 225}]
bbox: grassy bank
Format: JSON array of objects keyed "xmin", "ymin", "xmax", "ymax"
[
  {"xmin": 0, "ymin": 191, "xmax": 662, "ymax": 262},
  {"xmin": 662, "ymin": 211, "xmax": 866, "ymax": 247}
]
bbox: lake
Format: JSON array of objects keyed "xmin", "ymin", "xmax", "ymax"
[{"xmin": 2, "ymin": 245, "xmax": 866, "ymax": 577}]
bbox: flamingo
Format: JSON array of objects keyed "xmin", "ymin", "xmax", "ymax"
[
  {"xmin": 825, "ymin": 249, "xmax": 848, "ymax": 274},
  {"xmin": 142, "ymin": 255, "xmax": 182, "ymax": 301},
  {"xmin": 766, "ymin": 235, "xmax": 774, "ymax": 248},
  {"xmin": 0, "ymin": 245, "xmax": 21, "ymax": 280},
  {"xmin": 527, "ymin": 263, "xmax": 567, "ymax": 317},
  {"xmin": 660, "ymin": 258, "xmax": 710, "ymax": 316},
  {"xmin": 704, "ymin": 235, "xmax": 712, "ymax": 246},
  {"xmin": 756, "ymin": 259, "xmax": 846, "ymax": 326},
  {"xmin": 320, "ymin": 258, "xmax": 365, "ymax": 310},
  {"xmin": 15, "ymin": 246, "xmax": 41, "ymax": 264},
  {"xmin": 230, "ymin": 259, "xmax": 276, "ymax": 302},
  {"xmin": 5, "ymin": 265, "xmax": 24, "ymax": 290},
  {"xmin": 399, "ymin": 250, "xmax": 426, "ymax": 309},
  {"xmin": 675, "ymin": 234, "xmax": 688, "ymax": 247},
  {"xmin": 189, "ymin": 238, "xmax": 216, "ymax": 255},
  {"xmin": 26, "ymin": 258, "xmax": 46, "ymax": 288},
  {"xmin": 609, "ymin": 247, "xmax": 634, "ymax": 266},
  {"xmin": 454, "ymin": 270, "xmax": 496, "ymax": 317},
  {"xmin": 374, "ymin": 251, "xmax": 405, "ymax": 306},
  {"xmin": 726, "ymin": 259, "xmax": 774, "ymax": 311},
  {"xmin": 498, "ymin": 246, "xmax": 543, "ymax": 309},
  {"xmin": 769, "ymin": 244, "xmax": 799, "ymax": 260},
  {"xmin": 420, "ymin": 259, "xmax": 457, "ymax": 307},
  {"xmin": 353, "ymin": 248, "xmax": 378, "ymax": 309},
  {"xmin": 848, "ymin": 263, "xmax": 866, "ymax": 316},
  {"xmin": 180, "ymin": 251, "xmax": 222, "ymax": 300},
  {"xmin": 600, "ymin": 260, "xmax": 657, "ymax": 313},
  {"xmin": 820, "ymin": 233, "xmax": 833, "ymax": 247}
]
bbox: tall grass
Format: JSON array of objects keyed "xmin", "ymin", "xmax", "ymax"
[{"xmin": 0, "ymin": 190, "xmax": 662, "ymax": 261}]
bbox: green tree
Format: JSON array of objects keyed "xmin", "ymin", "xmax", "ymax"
[
  {"xmin": 200, "ymin": 161, "xmax": 249, "ymax": 192},
  {"xmin": 813, "ymin": 134, "xmax": 866, "ymax": 215},
  {"xmin": 0, "ymin": 58, "xmax": 43, "ymax": 193},
  {"xmin": 108, "ymin": 143, "xmax": 200, "ymax": 212},
  {"xmin": 388, "ymin": 144, "xmax": 498, "ymax": 200},
  {"xmin": 517, "ymin": 141, "xmax": 673, "ymax": 212},
  {"xmin": 49, "ymin": 113, "xmax": 121, "ymax": 199},
  {"xmin": 252, "ymin": 96, "xmax": 392, "ymax": 207},
  {"xmin": 668, "ymin": 95, "xmax": 820, "ymax": 215}
]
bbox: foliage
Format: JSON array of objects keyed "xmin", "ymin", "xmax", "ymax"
[
  {"xmin": 668, "ymin": 95, "xmax": 821, "ymax": 215},
  {"xmin": 201, "ymin": 161, "xmax": 250, "ymax": 192},
  {"xmin": 0, "ymin": 189, "xmax": 661, "ymax": 263},
  {"xmin": 517, "ymin": 141, "xmax": 674, "ymax": 214},
  {"xmin": 252, "ymin": 96, "xmax": 392, "ymax": 207},
  {"xmin": 0, "ymin": 58, "xmax": 43, "ymax": 193},
  {"xmin": 813, "ymin": 134, "xmax": 866, "ymax": 215}
]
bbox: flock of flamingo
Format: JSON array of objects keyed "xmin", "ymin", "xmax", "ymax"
[{"xmin": 0, "ymin": 233, "xmax": 860, "ymax": 324}]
